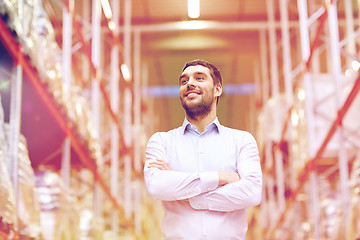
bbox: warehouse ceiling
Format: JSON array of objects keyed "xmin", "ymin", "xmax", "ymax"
[
  {"xmin": 1, "ymin": 0, "xmax": 357, "ymax": 168},
  {"xmin": 45, "ymin": 0, "xmax": 301, "ymax": 134},
  {"xmin": 42, "ymin": 0, "xmax": 357, "ymax": 134}
]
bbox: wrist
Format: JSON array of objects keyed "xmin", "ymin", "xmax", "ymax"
[
  {"xmin": 218, "ymin": 171, "xmax": 240, "ymax": 186},
  {"xmin": 218, "ymin": 171, "xmax": 227, "ymax": 186}
]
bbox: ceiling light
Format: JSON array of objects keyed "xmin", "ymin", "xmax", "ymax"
[
  {"xmin": 345, "ymin": 69, "xmax": 353, "ymax": 77},
  {"xmin": 100, "ymin": 0, "xmax": 113, "ymax": 19},
  {"xmin": 188, "ymin": 0, "xmax": 200, "ymax": 18},
  {"xmin": 297, "ymin": 89, "xmax": 305, "ymax": 101},
  {"xmin": 291, "ymin": 112, "xmax": 299, "ymax": 126},
  {"xmin": 108, "ymin": 20, "xmax": 116, "ymax": 31},
  {"xmin": 351, "ymin": 60, "xmax": 360, "ymax": 71},
  {"xmin": 121, "ymin": 64, "xmax": 131, "ymax": 82}
]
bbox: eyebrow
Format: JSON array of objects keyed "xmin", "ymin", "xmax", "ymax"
[{"xmin": 179, "ymin": 71, "xmax": 207, "ymax": 80}]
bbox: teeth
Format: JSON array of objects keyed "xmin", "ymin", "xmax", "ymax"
[{"xmin": 187, "ymin": 92, "xmax": 198, "ymax": 97}]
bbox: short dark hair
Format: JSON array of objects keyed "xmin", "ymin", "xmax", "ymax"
[
  {"xmin": 182, "ymin": 59, "xmax": 223, "ymax": 87},
  {"xmin": 182, "ymin": 59, "xmax": 223, "ymax": 104}
]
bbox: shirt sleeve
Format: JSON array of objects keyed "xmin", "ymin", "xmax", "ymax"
[
  {"xmin": 144, "ymin": 132, "xmax": 219, "ymax": 201},
  {"xmin": 189, "ymin": 132, "xmax": 262, "ymax": 211}
]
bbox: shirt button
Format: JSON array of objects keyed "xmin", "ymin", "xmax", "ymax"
[{"xmin": 198, "ymin": 204, "xmax": 202, "ymax": 208}]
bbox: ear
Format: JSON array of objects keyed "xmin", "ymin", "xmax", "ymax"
[{"xmin": 214, "ymin": 83, "xmax": 222, "ymax": 98}]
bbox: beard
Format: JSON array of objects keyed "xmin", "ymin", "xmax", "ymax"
[{"xmin": 180, "ymin": 90, "xmax": 215, "ymax": 120}]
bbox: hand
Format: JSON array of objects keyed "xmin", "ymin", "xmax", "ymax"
[
  {"xmin": 147, "ymin": 159, "xmax": 173, "ymax": 171},
  {"xmin": 218, "ymin": 171, "xmax": 240, "ymax": 186}
]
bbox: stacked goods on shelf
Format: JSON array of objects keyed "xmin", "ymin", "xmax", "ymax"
[
  {"xmin": 35, "ymin": 168, "xmax": 81, "ymax": 240},
  {"xmin": 11, "ymin": 128, "xmax": 41, "ymax": 239},
  {"xmin": 1, "ymin": 122, "xmax": 42, "ymax": 239},
  {"xmin": 318, "ymin": 178, "xmax": 342, "ymax": 239},
  {"xmin": 272, "ymin": 177, "xmax": 344, "ymax": 239},
  {"xmin": 67, "ymin": 169, "xmax": 105, "ymax": 240},
  {"xmin": 0, "ymin": 2, "xmax": 116, "ymax": 238},
  {"xmin": 0, "ymin": 0, "xmax": 101, "ymax": 164},
  {"xmin": 258, "ymin": 77, "xmax": 360, "ymax": 239},
  {"xmin": 0, "ymin": 95, "xmax": 17, "ymax": 237},
  {"xmin": 312, "ymin": 73, "xmax": 360, "ymax": 156},
  {"xmin": 348, "ymin": 155, "xmax": 360, "ymax": 239}
]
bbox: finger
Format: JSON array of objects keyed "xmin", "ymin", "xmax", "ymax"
[
  {"xmin": 156, "ymin": 159, "xmax": 173, "ymax": 170},
  {"xmin": 148, "ymin": 162, "xmax": 165, "ymax": 168},
  {"xmin": 154, "ymin": 159, "xmax": 170, "ymax": 168},
  {"xmin": 148, "ymin": 164, "xmax": 165, "ymax": 170},
  {"xmin": 155, "ymin": 159, "xmax": 166, "ymax": 164},
  {"xmin": 148, "ymin": 162, "xmax": 168, "ymax": 170},
  {"xmin": 148, "ymin": 159, "xmax": 172, "ymax": 170}
]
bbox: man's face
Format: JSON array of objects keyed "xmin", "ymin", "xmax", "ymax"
[{"xmin": 179, "ymin": 65, "xmax": 222, "ymax": 118}]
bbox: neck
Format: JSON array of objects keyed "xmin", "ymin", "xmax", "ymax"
[{"xmin": 186, "ymin": 108, "xmax": 217, "ymax": 133}]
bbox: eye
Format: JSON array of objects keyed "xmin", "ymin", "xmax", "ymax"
[
  {"xmin": 196, "ymin": 76, "xmax": 204, "ymax": 80},
  {"xmin": 180, "ymin": 78, "xmax": 188, "ymax": 85}
]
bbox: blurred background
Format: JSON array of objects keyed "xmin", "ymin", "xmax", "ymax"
[{"xmin": 1, "ymin": 0, "xmax": 360, "ymax": 239}]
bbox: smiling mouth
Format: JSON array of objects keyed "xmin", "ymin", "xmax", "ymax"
[{"xmin": 185, "ymin": 91, "xmax": 201, "ymax": 97}]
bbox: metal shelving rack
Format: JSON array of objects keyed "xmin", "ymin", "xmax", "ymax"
[
  {"xmin": 0, "ymin": 0, "xmax": 142, "ymax": 238},
  {"xmin": 257, "ymin": 0, "xmax": 360, "ymax": 239},
  {"xmin": 2, "ymin": 0, "xmax": 360, "ymax": 239}
]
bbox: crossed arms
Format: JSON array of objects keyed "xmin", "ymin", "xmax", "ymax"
[
  {"xmin": 148, "ymin": 159, "xmax": 241, "ymax": 186},
  {"xmin": 143, "ymin": 132, "xmax": 262, "ymax": 211}
]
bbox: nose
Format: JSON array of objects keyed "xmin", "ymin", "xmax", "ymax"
[{"xmin": 186, "ymin": 76, "xmax": 196, "ymax": 87}]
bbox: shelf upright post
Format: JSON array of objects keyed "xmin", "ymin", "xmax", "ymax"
[
  {"xmin": 327, "ymin": 1, "xmax": 350, "ymax": 234},
  {"xmin": 259, "ymin": 29, "xmax": 273, "ymax": 231},
  {"xmin": 110, "ymin": 0, "xmax": 120, "ymax": 236},
  {"xmin": 82, "ymin": 0, "xmax": 90, "ymax": 86},
  {"xmin": 280, "ymin": 0, "xmax": 293, "ymax": 107},
  {"xmin": 267, "ymin": 0, "xmax": 285, "ymax": 227},
  {"xmin": 259, "ymin": 29, "xmax": 269, "ymax": 104},
  {"xmin": 61, "ymin": 0, "xmax": 73, "ymax": 188},
  {"xmin": 265, "ymin": 143, "xmax": 276, "ymax": 229},
  {"xmin": 141, "ymin": 63, "xmax": 153, "ymax": 137},
  {"xmin": 259, "ymin": 25, "xmax": 276, "ymax": 228},
  {"xmin": 91, "ymin": 0, "xmax": 103, "ymax": 220},
  {"xmin": 8, "ymin": 0, "xmax": 25, "ymax": 222},
  {"xmin": 297, "ymin": 0, "xmax": 320, "ymax": 239},
  {"xmin": 344, "ymin": 0, "xmax": 356, "ymax": 67},
  {"xmin": 253, "ymin": 61, "xmax": 261, "ymax": 108},
  {"xmin": 280, "ymin": 0, "xmax": 296, "ymax": 192},
  {"xmin": 123, "ymin": 0, "xmax": 133, "ymax": 222},
  {"xmin": 9, "ymin": 49, "xmax": 23, "ymax": 221},
  {"xmin": 133, "ymin": 30, "xmax": 142, "ymax": 234},
  {"xmin": 259, "ymin": 23, "xmax": 273, "ymax": 234},
  {"xmin": 308, "ymin": 1, "xmax": 321, "ymax": 74},
  {"xmin": 266, "ymin": 0, "xmax": 280, "ymax": 98},
  {"xmin": 133, "ymin": 30, "xmax": 142, "ymax": 175}
]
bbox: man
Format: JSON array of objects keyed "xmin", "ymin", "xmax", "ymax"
[{"xmin": 144, "ymin": 59, "xmax": 262, "ymax": 240}]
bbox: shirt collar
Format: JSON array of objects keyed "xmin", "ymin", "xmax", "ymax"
[{"xmin": 181, "ymin": 117, "xmax": 221, "ymax": 134}]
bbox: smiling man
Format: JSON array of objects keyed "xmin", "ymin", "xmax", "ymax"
[{"xmin": 144, "ymin": 59, "xmax": 262, "ymax": 240}]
